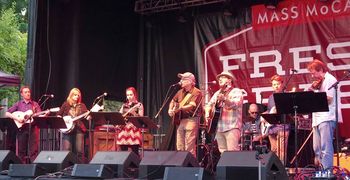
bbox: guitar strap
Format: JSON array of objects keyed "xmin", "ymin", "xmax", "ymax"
[
  {"xmin": 179, "ymin": 92, "xmax": 193, "ymax": 107},
  {"xmin": 216, "ymin": 86, "xmax": 234, "ymax": 108}
]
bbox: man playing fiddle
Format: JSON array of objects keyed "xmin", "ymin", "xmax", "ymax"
[{"xmin": 307, "ymin": 59, "xmax": 337, "ymax": 170}]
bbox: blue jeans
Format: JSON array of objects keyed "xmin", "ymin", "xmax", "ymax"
[{"xmin": 313, "ymin": 121, "xmax": 335, "ymax": 170}]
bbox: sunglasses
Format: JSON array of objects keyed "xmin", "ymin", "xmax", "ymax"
[{"xmin": 250, "ymin": 112, "xmax": 259, "ymax": 114}]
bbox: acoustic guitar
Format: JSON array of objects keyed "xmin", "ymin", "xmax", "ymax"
[
  {"xmin": 204, "ymin": 104, "xmax": 221, "ymax": 134},
  {"xmin": 12, "ymin": 107, "xmax": 60, "ymax": 128}
]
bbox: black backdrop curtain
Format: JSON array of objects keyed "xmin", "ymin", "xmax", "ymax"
[
  {"xmin": 27, "ymin": 0, "xmax": 140, "ymax": 107},
  {"xmin": 27, "ymin": 0, "xmax": 252, "ymax": 150}
]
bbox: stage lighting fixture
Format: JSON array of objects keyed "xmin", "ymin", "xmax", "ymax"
[{"xmin": 265, "ymin": 0, "xmax": 279, "ymax": 10}]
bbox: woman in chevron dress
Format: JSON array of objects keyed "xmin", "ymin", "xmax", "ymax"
[{"xmin": 116, "ymin": 87, "xmax": 144, "ymax": 156}]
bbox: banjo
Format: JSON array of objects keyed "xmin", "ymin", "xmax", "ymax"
[{"xmin": 60, "ymin": 111, "xmax": 90, "ymax": 134}]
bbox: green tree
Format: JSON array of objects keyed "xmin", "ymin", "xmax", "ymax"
[{"xmin": 0, "ymin": 6, "xmax": 27, "ymax": 106}]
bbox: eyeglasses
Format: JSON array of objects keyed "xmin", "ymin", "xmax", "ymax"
[{"xmin": 250, "ymin": 112, "xmax": 258, "ymax": 114}]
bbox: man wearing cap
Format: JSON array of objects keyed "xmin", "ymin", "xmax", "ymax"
[
  {"xmin": 205, "ymin": 71, "xmax": 243, "ymax": 153},
  {"xmin": 168, "ymin": 72, "xmax": 202, "ymax": 157}
]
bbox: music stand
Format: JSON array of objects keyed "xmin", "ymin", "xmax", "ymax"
[
  {"xmin": 0, "ymin": 118, "xmax": 18, "ymax": 152},
  {"xmin": 33, "ymin": 116, "xmax": 66, "ymax": 151},
  {"xmin": 32, "ymin": 116, "xmax": 66, "ymax": 129},
  {"xmin": 126, "ymin": 116, "xmax": 158, "ymax": 157},
  {"xmin": 260, "ymin": 114, "xmax": 293, "ymax": 125},
  {"xmin": 273, "ymin": 91, "xmax": 329, "ymax": 173},
  {"xmin": 90, "ymin": 112, "xmax": 125, "ymax": 160}
]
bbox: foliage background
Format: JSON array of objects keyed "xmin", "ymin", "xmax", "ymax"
[{"xmin": 0, "ymin": 0, "xmax": 27, "ymax": 106}]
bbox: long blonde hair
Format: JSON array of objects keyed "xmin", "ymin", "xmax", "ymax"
[{"xmin": 67, "ymin": 88, "xmax": 82, "ymax": 106}]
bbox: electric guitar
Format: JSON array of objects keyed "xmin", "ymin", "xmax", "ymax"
[
  {"xmin": 60, "ymin": 111, "xmax": 90, "ymax": 134},
  {"xmin": 12, "ymin": 107, "xmax": 60, "ymax": 128}
]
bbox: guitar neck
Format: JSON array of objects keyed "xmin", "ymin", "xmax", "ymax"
[{"xmin": 72, "ymin": 111, "xmax": 90, "ymax": 121}]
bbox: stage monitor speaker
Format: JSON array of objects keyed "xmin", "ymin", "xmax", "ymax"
[
  {"xmin": 0, "ymin": 150, "xmax": 21, "ymax": 171},
  {"xmin": 139, "ymin": 151, "xmax": 199, "ymax": 179},
  {"xmin": 89, "ymin": 151, "xmax": 140, "ymax": 178},
  {"xmin": 216, "ymin": 151, "xmax": 288, "ymax": 180},
  {"xmin": 71, "ymin": 164, "xmax": 114, "ymax": 179},
  {"xmin": 8, "ymin": 164, "xmax": 45, "ymax": 177},
  {"xmin": 33, "ymin": 151, "xmax": 77, "ymax": 173},
  {"xmin": 164, "ymin": 167, "xmax": 212, "ymax": 180}
]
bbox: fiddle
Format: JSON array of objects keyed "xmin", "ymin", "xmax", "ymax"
[{"xmin": 310, "ymin": 78, "xmax": 324, "ymax": 90}]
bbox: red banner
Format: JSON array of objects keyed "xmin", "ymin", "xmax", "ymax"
[{"xmin": 201, "ymin": 0, "xmax": 350, "ymax": 137}]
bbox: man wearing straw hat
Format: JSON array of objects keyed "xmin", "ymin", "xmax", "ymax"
[{"xmin": 205, "ymin": 71, "xmax": 243, "ymax": 153}]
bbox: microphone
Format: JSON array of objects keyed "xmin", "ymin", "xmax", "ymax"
[
  {"xmin": 291, "ymin": 69, "xmax": 298, "ymax": 73},
  {"xmin": 171, "ymin": 82, "xmax": 182, "ymax": 86},
  {"xmin": 96, "ymin": 92, "xmax": 108, "ymax": 99},
  {"xmin": 43, "ymin": 94, "xmax": 54, "ymax": 98}
]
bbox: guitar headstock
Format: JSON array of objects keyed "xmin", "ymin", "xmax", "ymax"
[{"xmin": 50, "ymin": 107, "xmax": 60, "ymax": 112}]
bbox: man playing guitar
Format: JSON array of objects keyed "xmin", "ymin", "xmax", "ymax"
[
  {"xmin": 5, "ymin": 86, "xmax": 41, "ymax": 163},
  {"xmin": 205, "ymin": 71, "xmax": 243, "ymax": 153},
  {"xmin": 168, "ymin": 72, "xmax": 202, "ymax": 158}
]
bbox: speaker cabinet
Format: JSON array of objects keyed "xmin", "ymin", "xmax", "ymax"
[
  {"xmin": 216, "ymin": 151, "xmax": 288, "ymax": 180},
  {"xmin": 72, "ymin": 164, "xmax": 114, "ymax": 179},
  {"xmin": 33, "ymin": 151, "xmax": 77, "ymax": 173},
  {"xmin": 164, "ymin": 167, "xmax": 212, "ymax": 180},
  {"xmin": 8, "ymin": 164, "xmax": 45, "ymax": 177},
  {"xmin": 139, "ymin": 151, "xmax": 199, "ymax": 179},
  {"xmin": 0, "ymin": 150, "xmax": 21, "ymax": 171},
  {"xmin": 88, "ymin": 151, "xmax": 140, "ymax": 178}
]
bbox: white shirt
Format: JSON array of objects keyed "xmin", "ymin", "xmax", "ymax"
[{"xmin": 312, "ymin": 72, "xmax": 337, "ymax": 127}]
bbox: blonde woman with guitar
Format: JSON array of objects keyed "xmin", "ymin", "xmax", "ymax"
[
  {"xmin": 57, "ymin": 88, "xmax": 89, "ymax": 162},
  {"xmin": 116, "ymin": 87, "xmax": 144, "ymax": 156},
  {"xmin": 168, "ymin": 72, "xmax": 202, "ymax": 158},
  {"xmin": 6, "ymin": 86, "xmax": 42, "ymax": 163}
]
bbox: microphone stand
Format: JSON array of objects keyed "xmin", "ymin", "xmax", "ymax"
[
  {"xmin": 328, "ymin": 72, "xmax": 350, "ymax": 166},
  {"xmin": 282, "ymin": 71, "xmax": 296, "ymax": 168},
  {"xmin": 89, "ymin": 96, "xmax": 104, "ymax": 160},
  {"xmin": 39, "ymin": 96, "xmax": 51, "ymax": 109},
  {"xmin": 154, "ymin": 84, "xmax": 178, "ymax": 150},
  {"xmin": 282, "ymin": 70, "xmax": 296, "ymax": 93},
  {"xmin": 37, "ymin": 95, "xmax": 51, "ymax": 152}
]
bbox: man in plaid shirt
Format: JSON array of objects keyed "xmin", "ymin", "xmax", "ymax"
[{"xmin": 205, "ymin": 71, "xmax": 243, "ymax": 153}]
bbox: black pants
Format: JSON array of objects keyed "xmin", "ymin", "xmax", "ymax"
[{"xmin": 17, "ymin": 126, "xmax": 39, "ymax": 163}]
